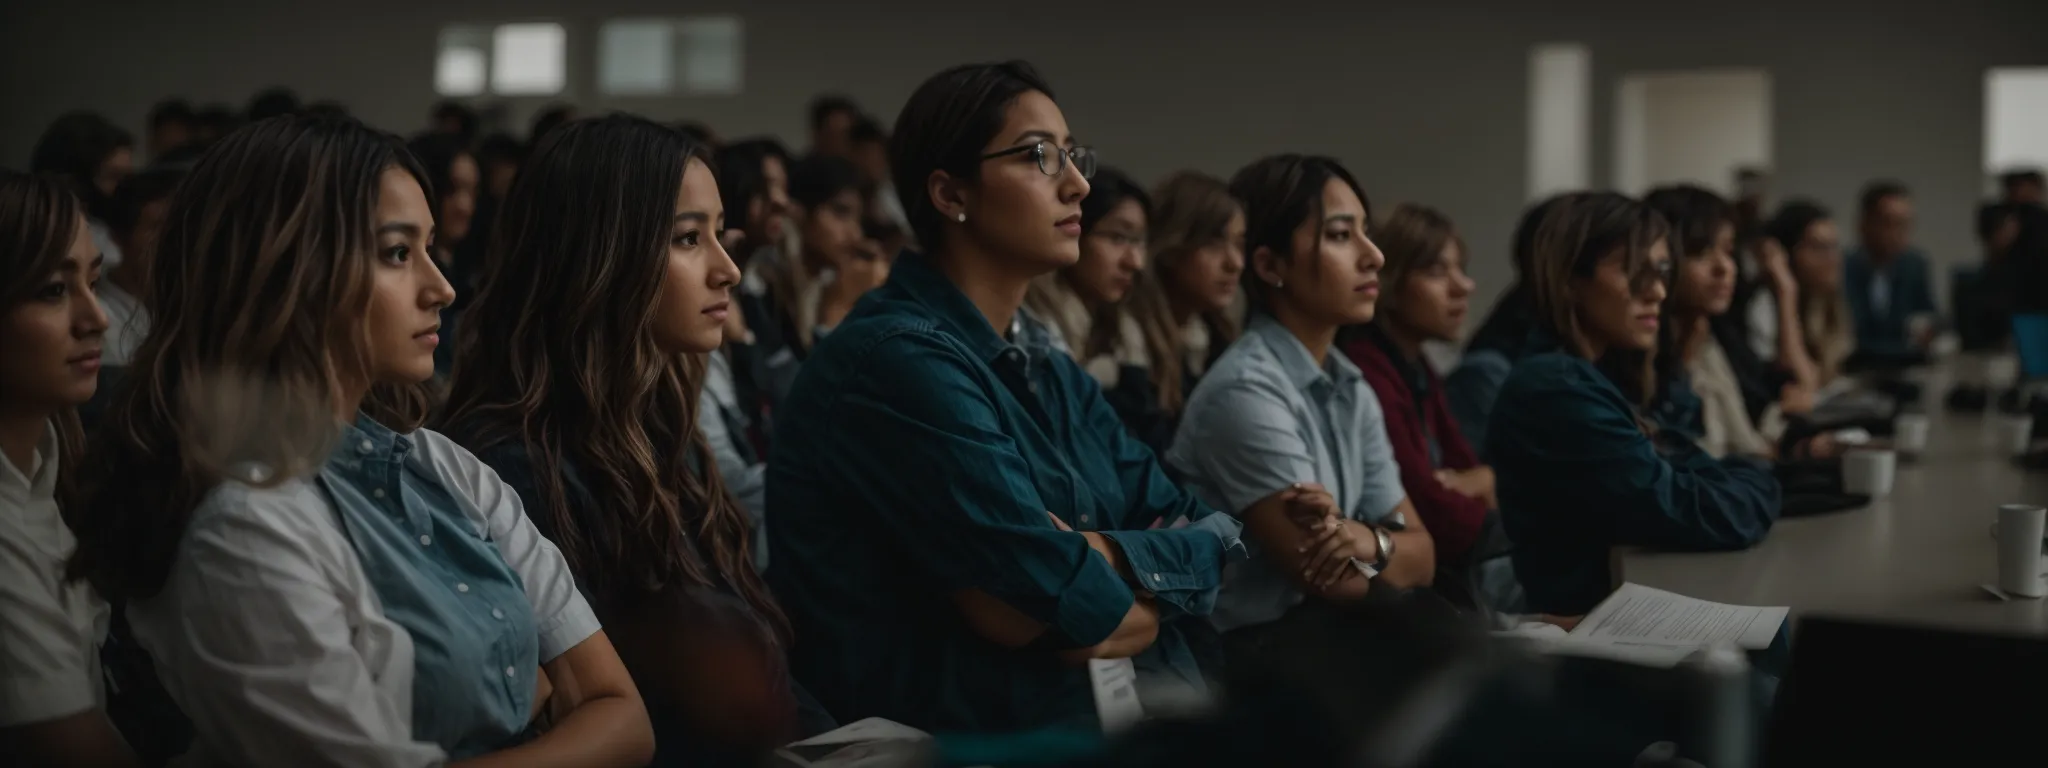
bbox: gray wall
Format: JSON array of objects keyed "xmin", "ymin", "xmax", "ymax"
[{"xmin": 5, "ymin": 0, "xmax": 2045, "ymax": 307}]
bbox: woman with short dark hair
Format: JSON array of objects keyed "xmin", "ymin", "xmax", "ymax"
[{"xmin": 768, "ymin": 60, "xmax": 1244, "ymax": 731}]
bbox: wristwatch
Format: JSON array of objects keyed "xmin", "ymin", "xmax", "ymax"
[{"xmin": 1369, "ymin": 525, "xmax": 1396, "ymax": 573}]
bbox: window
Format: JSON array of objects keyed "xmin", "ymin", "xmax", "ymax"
[
  {"xmin": 434, "ymin": 22, "xmax": 566, "ymax": 97},
  {"xmin": 1527, "ymin": 44, "xmax": 1590, "ymax": 201},
  {"xmin": 600, "ymin": 20, "xmax": 673, "ymax": 95},
  {"xmin": 492, "ymin": 23, "xmax": 567, "ymax": 95},
  {"xmin": 1986, "ymin": 67, "xmax": 2048, "ymax": 178},
  {"xmin": 598, "ymin": 16, "xmax": 744, "ymax": 96},
  {"xmin": 435, "ymin": 27, "xmax": 490, "ymax": 97}
]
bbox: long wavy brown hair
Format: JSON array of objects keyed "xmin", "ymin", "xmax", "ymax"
[
  {"xmin": 435, "ymin": 115, "xmax": 787, "ymax": 642},
  {"xmin": 0, "ymin": 170, "xmax": 88, "ymax": 514},
  {"xmin": 1125, "ymin": 171, "xmax": 1243, "ymax": 414},
  {"xmin": 68, "ymin": 115, "xmax": 432, "ymax": 602}
]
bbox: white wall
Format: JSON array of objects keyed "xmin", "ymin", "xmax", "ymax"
[
  {"xmin": 4, "ymin": 0, "xmax": 2046, "ymax": 312},
  {"xmin": 1614, "ymin": 69, "xmax": 1771, "ymax": 196},
  {"xmin": 1528, "ymin": 43, "xmax": 1592, "ymax": 201},
  {"xmin": 1987, "ymin": 67, "xmax": 2048, "ymax": 177}
]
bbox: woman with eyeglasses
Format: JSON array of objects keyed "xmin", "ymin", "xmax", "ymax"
[
  {"xmin": 1485, "ymin": 193, "xmax": 1779, "ymax": 617},
  {"xmin": 767, "ymin": 61, "xmax": 1245, "ymax": 732},
  {"xmin": 1021, "ymin": 168, "xmax": 1165, "ymax": 444}
]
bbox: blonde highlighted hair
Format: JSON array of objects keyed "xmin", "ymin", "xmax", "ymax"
[{"xmin": 1124, "ymin": 171, "xmax": 1242, "ymax": 414}]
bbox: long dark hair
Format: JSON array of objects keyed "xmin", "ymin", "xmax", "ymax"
[
  {"xmin": 1763, "ymin": 200, "xmax": 1851, "ymax": 379},
  {"xmin": 435, "ymin": 115, "xmax": 788, "ymax": 642},
  {"xmin": 69, "ymin": 115, "xmax": 433, "ymax": 602},
  {"xmin": 1078, "ymin": 167, "xmax": 1150, "ymax": 358},
  {"xmin": 1467, "ymin": 193, "xmax": 1577, "ymax": 357},
  {"xmin": 1643, "ymin": 185, "xmax": 1734, "ymax": 382},
  {"xmin": 0, "ymin": 170, "xmax": 88, "ymax": 513},
  {"xmin": 714, "ymin": 138, "xmax": 790, "ymax": 264},
  {"xmin": 1528, "ymin": 192, "xmax": 1670, "ymax": 408}
]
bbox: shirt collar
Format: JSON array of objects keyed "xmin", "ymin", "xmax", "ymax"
[
  {"xmin": 1247, "ymin": 313, "xmax": 1362, "ymax": 393},
  {"xmin": 0, "ymin": 419, "xmax": 59, "ymax": 501},
  {"xmin": 328, "ymin": 413, "xmax": 413, "ymax": 473},
  {"xmin": 890, "ymin": 251, "xmax": 1054, "ymax": 366}
]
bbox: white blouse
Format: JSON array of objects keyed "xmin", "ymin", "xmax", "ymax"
[
  {"xmin": 0, "ymin": 422, "xmax": 109, "ymax": 727},
  {"xmin": 130, "ymin": 428, "xmax": 599, "ymax": 767}
]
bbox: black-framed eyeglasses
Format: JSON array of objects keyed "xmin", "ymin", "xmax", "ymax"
[{"xmin": 981, "ymin": 141, "xmax": 1097, "ymax": 179}]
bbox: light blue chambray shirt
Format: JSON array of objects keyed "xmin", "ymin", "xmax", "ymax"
[
  {"xmin": 1167, "ymin": 314, "xmax": 1409, "ymax": 632},
  {"xmin": 321, "ymin": 416, "xmax": 543, "ymax": 759}
]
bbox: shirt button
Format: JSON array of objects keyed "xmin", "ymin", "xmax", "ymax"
[
  {"xmin": 492, "ymin": 608, "xmax": 505, "ymax": 620},
  {"xmin": 418, "ymin": 534, "xmax": 432, "ymax": 546},
  {"xmin": 358, "ymin": 439, "xmax": 375, "ymax": 454},
  {"xmin": 504, "ymin": 666, "xmax": 517, "ymax": 678},
  {"xmin": 1151, "ymin": 573, "xmax": 1163, "ymax": 583},
  {"xmin": 371, "ymin": 488, "xmax": 386, "ymax": 499},
  {"xmin": 1079, "ymin": 514, "xmax": 1089, "ymax": 524},
  {"xmin": 456, "ymin": 583, "xmax": 469, "ymax": 593}
]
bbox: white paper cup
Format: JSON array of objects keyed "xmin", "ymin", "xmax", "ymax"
[
  {"xmin": 1842, "ymin": 449, "xmax": 1897, "ymax": 496},
  {"xmin": 1999, "ymin": 415, "xmax": 2035, "ymax": 456},
  {"xmin": 1996, "ymin": 504, "xmax": 2048, "ymax": 598},
  {"xmin": 1892, "ymin": 414, "xmax": 1929, "ymax": 455},
  {"xmin": 1987, "ymin": 356, "xmax": 2020, "ymax": 388}
]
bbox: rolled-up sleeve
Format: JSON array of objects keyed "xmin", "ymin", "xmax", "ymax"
[
  {"xmin": 131, "ymin": 490, "xmax": 447, "ymax": 768},
  {"xmin": 426, "ymin": 431, "xmax": 601, "ymax": 661},
  {"xmin": 826, "ymin": 331, "xmax": 1136, "ymax": 648},
  {"xmin": 1068, "ymin": 358, "xmax": 1243, "ymax": 619},
  {"xmin": 1097, "ymin": 516, "xmax": 1243, "ymax": 619}
]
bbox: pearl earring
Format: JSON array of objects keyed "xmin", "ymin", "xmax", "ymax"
[
  {"xmin": 1273, "ymin": 279, "xmax": 1285, "ymax": 288},
  {"xmin": 956, "ymin": 212, "xmax": 967, "ymax": 223}
]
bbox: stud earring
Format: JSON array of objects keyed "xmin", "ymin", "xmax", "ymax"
[
  {"xmin": 1272, "ymin": 279, "xmax": 1285, "ymax": 288},
  {"xmin": 957, "ymin": 212, "xmax": 967, "ymax": 223}
]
